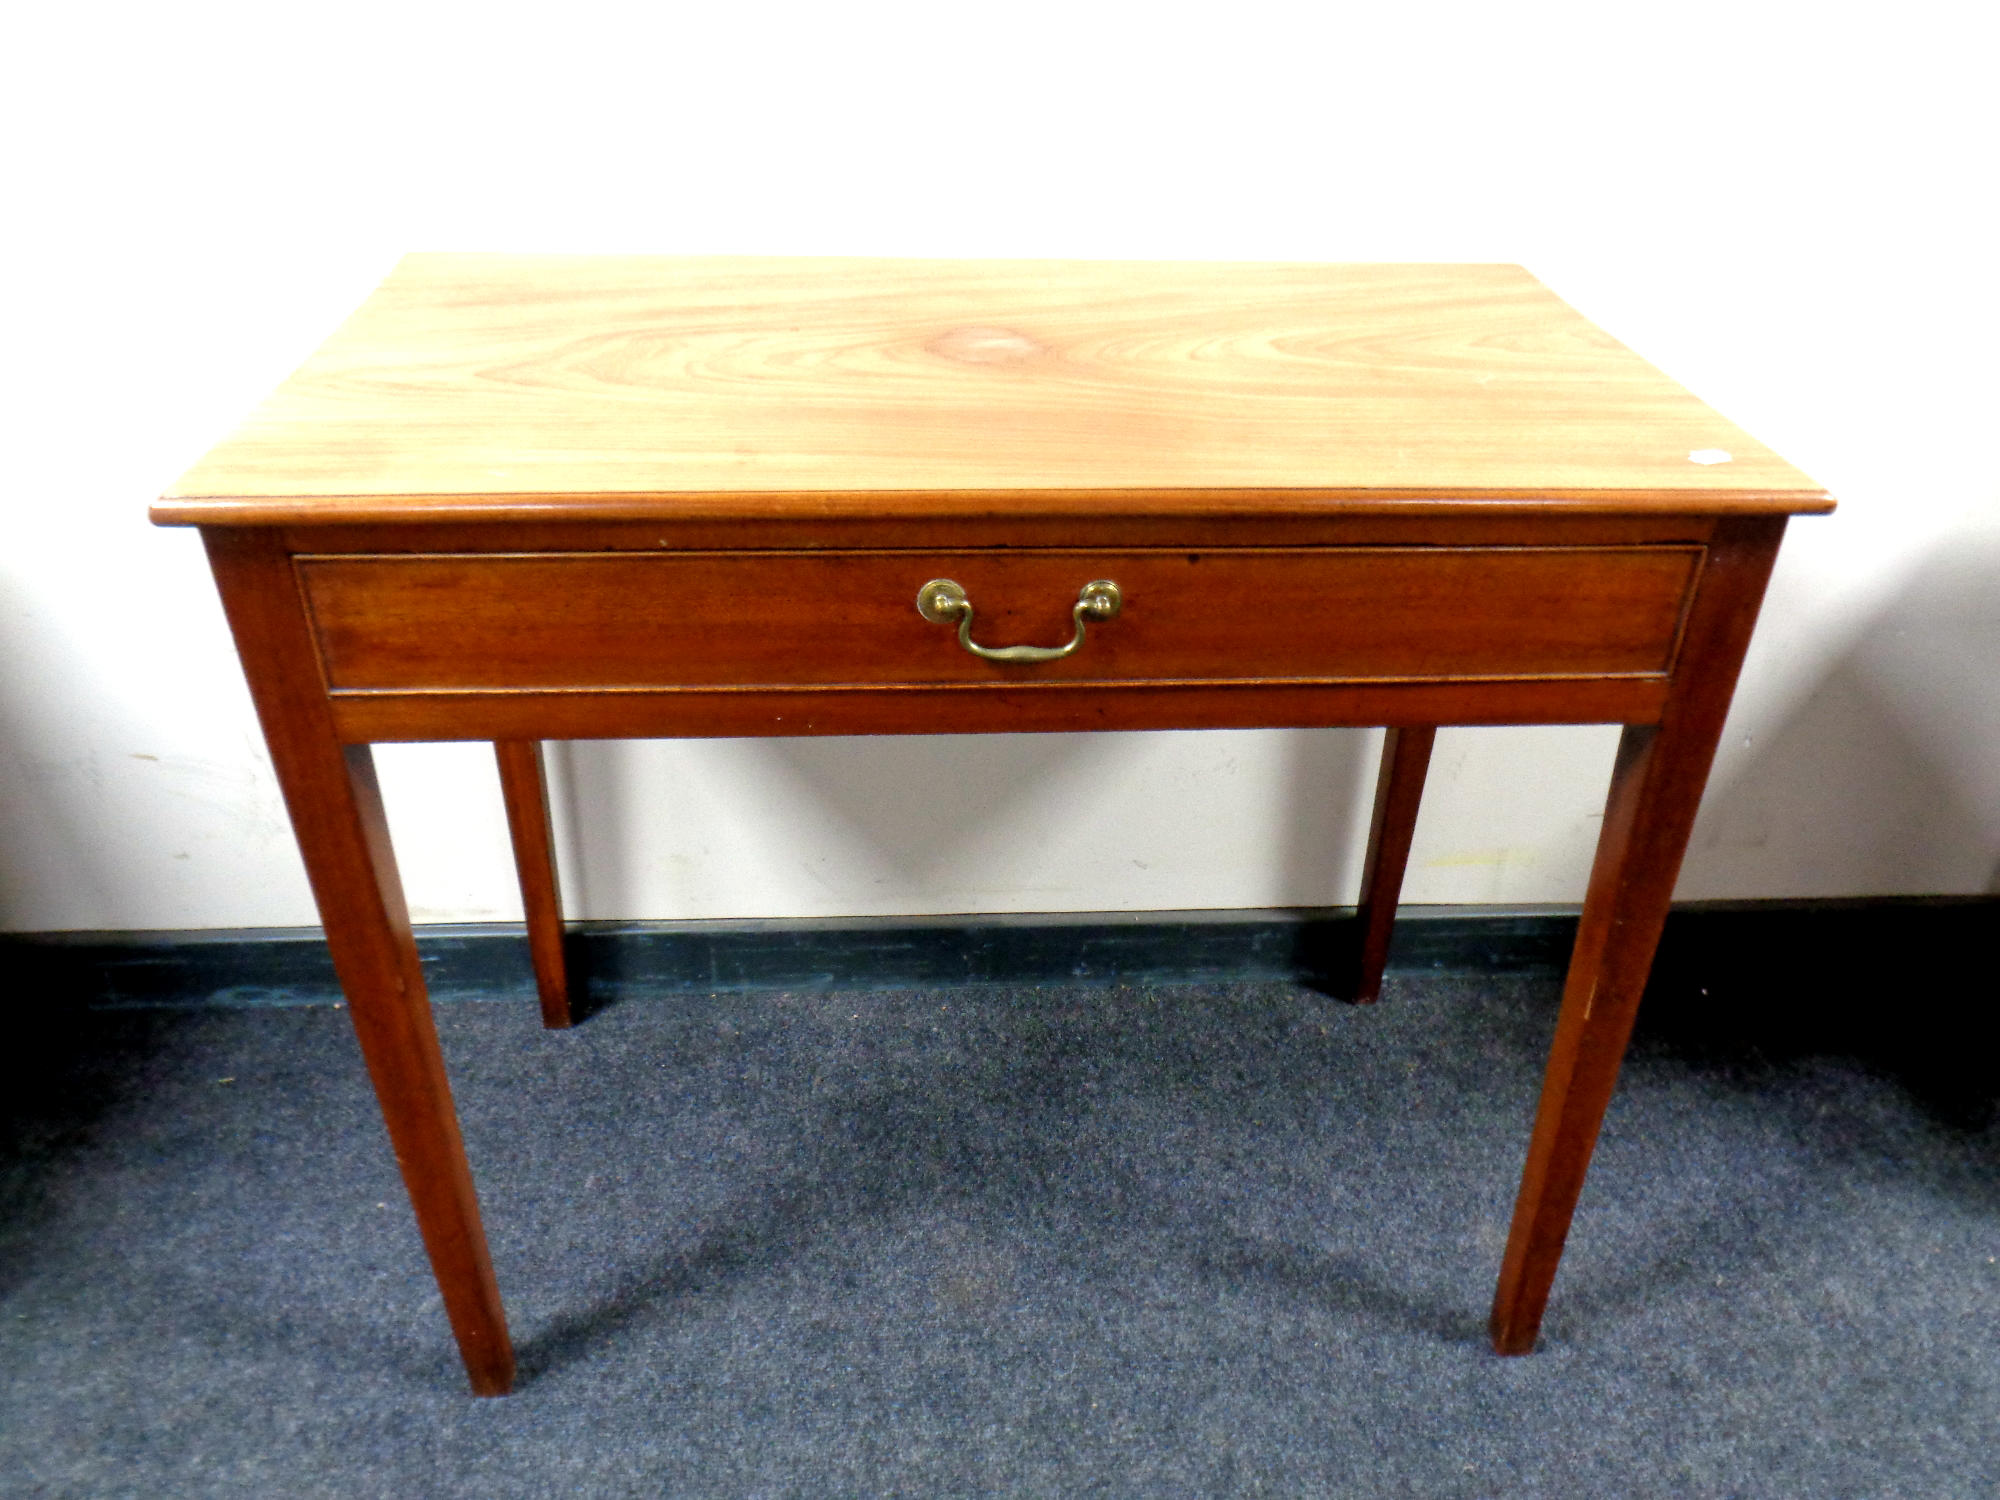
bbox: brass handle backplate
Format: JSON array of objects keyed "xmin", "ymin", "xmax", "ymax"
[{"xmin": 915, "ymin": 577, "xmax": 1122, "ymax": 663}]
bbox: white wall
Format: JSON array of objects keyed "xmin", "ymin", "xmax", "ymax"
[{"xmin": 3, "ymin": 1, "xmax": 1994, "ymax": 932}]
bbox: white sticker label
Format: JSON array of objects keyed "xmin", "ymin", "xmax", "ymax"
[{"xmin": 1688, "ymin": 448, "xmax": 1733, "ymax": 465}]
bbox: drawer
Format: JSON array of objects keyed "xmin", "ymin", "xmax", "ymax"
[{"xmin": 298, "ymin": 546, "xmax": 1701, "ymax": 693}]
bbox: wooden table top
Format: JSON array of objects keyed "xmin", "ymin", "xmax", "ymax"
[{"xmin": 156, "ymin": 256, "xmax": 1831, "ymax": 526}]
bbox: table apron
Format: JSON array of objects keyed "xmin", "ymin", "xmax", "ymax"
[{"xmin": 324, "ymin": 676, "xmax": 1670, "ymax": 742}]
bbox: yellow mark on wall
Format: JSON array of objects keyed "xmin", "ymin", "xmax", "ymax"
[{"xmin": 1423, "ymin": 848, "xmax": 1539, "ymax": 869}]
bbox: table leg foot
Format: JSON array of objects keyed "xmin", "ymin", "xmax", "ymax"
[
  {"xmin": 1490, "ymin": 725, "xmax": 1675, "ymax": 1354},
  {"xmin": 496, "ymin": 740, "xmax": 573, "ymax": 1029},
  {"xmin": 1348, "ymin": 726, "xmax": 1435, "ymax": 1004},
  {"xmin": 333, "ymin": 745, "xmax": 518, "ymax": 1394}
]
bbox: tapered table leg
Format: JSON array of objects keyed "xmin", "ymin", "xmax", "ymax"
[
  {"xmin": 1349, "ymin": 726, "xmax": 1435, "ymax": 1003},
  {"xmin": 1489, "ymin": 515, "xmax": 1787, "ymax": 1354},
  {"xmin": 205, "ymin": 530, "xmax": 515, "ymax": 1396},
  {"xmin": 495, "ymin": 741, "xmax": 572, "ymax": 1029}
]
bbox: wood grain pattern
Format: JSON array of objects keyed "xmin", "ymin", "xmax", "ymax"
[
  {"xmin": 155, "ymin": 257, "xmax": 1831, "ymax": 523},
  {"xmin": 298, "ymin": 546, "xmax": 1701, "ymax": 693}
]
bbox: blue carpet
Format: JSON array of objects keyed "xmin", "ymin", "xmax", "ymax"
[{"xmin": 2, "ymin": 975, "xmax": 1995, "ymax": 1497}]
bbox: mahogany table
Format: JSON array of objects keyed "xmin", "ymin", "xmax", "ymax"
[{"xmin": 155, "ymin": 257, "xmax": 1831, "ymax": 1394}]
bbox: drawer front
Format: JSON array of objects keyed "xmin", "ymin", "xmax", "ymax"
[{"xmin": 299, "ymin": 546, "xmax": 1700, "ymax": 692}]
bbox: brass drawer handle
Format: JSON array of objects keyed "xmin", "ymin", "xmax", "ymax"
[{"xmin": 915, "ymin": 577, "xmax": 1123, "ymax": 663}]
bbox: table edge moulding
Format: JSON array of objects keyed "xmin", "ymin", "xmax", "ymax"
[{"xmin": 154, "ymin": 255, "xmax": 1831, "ymax": 1395}]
